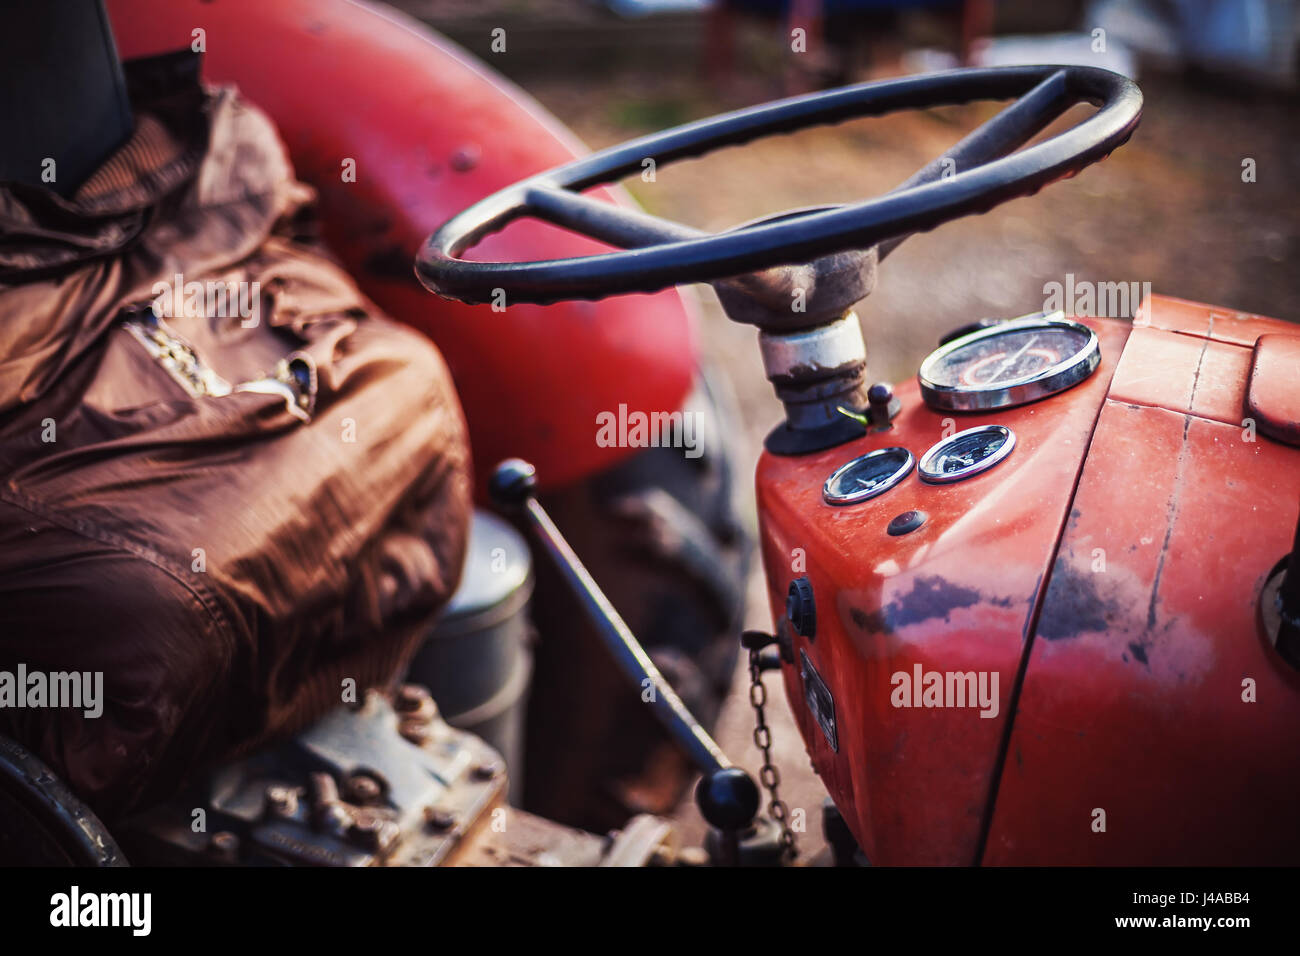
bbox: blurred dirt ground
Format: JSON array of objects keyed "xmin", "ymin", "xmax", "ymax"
[{"xmin": 397, "ymin": 1, "xmax": 1299, "ymax": 863}]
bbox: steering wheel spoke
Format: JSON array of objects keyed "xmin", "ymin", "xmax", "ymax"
[
  {"xmin": 525, "ymin": 184, "xmax": 703, "ymax": 250},
  {"xmin": 880, "ymin": 68, "xmax": 1076, "ymax": 259},
  {"xmin": 905, "ymin": 69, "xmax": 1073, "ymax": 189}
]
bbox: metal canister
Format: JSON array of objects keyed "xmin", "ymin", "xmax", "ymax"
[{"xmin": 405, "ymin": 510, "xmax": 533, "ymax": 802}]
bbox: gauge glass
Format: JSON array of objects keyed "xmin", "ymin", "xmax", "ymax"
[
  {"xmin": 919, "ymin": 425, "xmax": 1015, "ymax": 484},
  {"xmin": 823, "ymin": 447, "xmax": 914, "ymax": 505},
  {"xmin": 919, "ymin": 313, "xmax": 1099, "ymax": 411}
]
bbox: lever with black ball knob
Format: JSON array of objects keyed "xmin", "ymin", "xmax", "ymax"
[{"xmin": 489, "ymin": 459, "xmax": 766, "ymax": 854}]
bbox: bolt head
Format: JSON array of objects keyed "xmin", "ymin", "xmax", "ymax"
[
  {"xmin": 265, "ymin": 785, "xmax": 299, "ymax": 818},
  {"xmin": 423, "ymin": 807, "xmax": 457, "ymax": 831},
  {"xmin": 346, "ymin": 773, "xmax": 383, "ymax": 806},
  {"xmin": 349, "ymin": 811, "xmax": 400, "ymax": 854}
]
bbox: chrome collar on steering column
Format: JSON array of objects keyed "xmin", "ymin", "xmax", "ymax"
[{"xmin": 757, "ymin": 312, "xmax": 875, "ymax": 454}]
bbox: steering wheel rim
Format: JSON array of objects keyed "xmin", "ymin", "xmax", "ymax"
[{"xmin": 416, "ymin": 65, "xmax": 1141, "ymax": 307}]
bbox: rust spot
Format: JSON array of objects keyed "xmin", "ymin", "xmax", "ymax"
[
  {"xmin": 1036, "ymin": 556, "xmax": 1114, "ymax": 641},
  {"xmin": 852, "ymin": 575, "xmax": 982, "ymax": 633}
]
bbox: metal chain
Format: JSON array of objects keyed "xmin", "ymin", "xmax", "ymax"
[{"xmin": 748, "ymin": 648, "xmax": 797, "ymax": 861}]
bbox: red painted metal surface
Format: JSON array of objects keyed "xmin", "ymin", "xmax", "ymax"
[
  {"xmin": 1137, "ymin": 293, "xmax": 1294, "ymax": 348},
  {"xmin": 759, "ymin": 294, "xmax": 1300, "ymax": 864},
  {"xmin": 1107, "ymin": 326, "xmax": 1253, "ymax": 426},
  {"xmin": 984, "ymin": 298, "xmax": 1300, "ymax": 864},
  {"xmin": 107, "ymin": 0, "xmax": 698, "ymax": 490},
  {"xmin": 984, "ymin": 403, "xmax": 1300, "ymax": 864},
  {"xmin": 758, "ymin": 317, "xmax": 1130, "ymax": 865}
]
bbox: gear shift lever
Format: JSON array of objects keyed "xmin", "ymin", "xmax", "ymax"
[{"xmin": 488, "ymin": 458, "xmax": 764, "ymax": 862}]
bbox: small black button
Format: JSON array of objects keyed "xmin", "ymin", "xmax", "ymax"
[{"xmin": 887, "ymin": 510, "xmax": 928, "ymax": 536}]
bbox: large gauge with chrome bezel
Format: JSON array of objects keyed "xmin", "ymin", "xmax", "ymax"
[{"xmin": 919, "ymin": 311, "xmax": 1099, "ymax": 412}]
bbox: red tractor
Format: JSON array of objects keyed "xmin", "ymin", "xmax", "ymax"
[{"xmin": 1, "ymin": 0, "xmax": 1296, "ymax": 869}]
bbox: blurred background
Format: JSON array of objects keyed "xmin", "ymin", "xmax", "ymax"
[{"xmin": 390, "ymin": 0, "xmax": 1298, "ymax": 859}]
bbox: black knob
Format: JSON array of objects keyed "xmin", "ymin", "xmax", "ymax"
[
  {"xmin": 488, "ymin": 458, "xmax": 538, "ymax": 510},
  {"xmin": 695, "ymin": 767, "xmax": 760, "ymax": 832},
  {"xmin": 787, "ymin": 576, "xmax": 816, "ymax": 640},
  {"xmin": 867, "ymin": 382, "xmax": 896, "ymax": 426},
  {"xmin": 866, "ymin": 382, "xmax": 892, "ymax": 405}
]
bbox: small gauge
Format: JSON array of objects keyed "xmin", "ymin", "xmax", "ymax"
[
  {"xmin": 823, "ymin": 447, "xmax": 914, "ymax": 505},
  {"xmin": 919, "ymin": 312, "xmax": 1099, "ymax": 412},
  {"xmin": 919, "ymin": 425, "xmax": 1015, "ymax": 484}
]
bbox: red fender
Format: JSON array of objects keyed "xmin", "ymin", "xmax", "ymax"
[{"xmin": 107, "ymin": 0, "xmax": 699, "ymax": 490}]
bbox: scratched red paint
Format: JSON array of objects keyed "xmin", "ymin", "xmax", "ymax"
[{"xmin": 760, "ymin": 296, "xmax": 1300, "ymax": 864}]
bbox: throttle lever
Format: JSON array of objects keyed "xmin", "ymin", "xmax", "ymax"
[{"xmin": 488, "ymin": 459, "xmax": 761, "ymax": 851}]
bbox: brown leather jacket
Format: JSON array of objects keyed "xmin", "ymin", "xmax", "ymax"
[{"xmin": 0, "ymin": 53, "xmax": 471, "ymax": 819}]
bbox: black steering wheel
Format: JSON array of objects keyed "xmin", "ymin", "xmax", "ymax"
[{"xmin": 416, "ymin": 66, "xmax": 1141, "ymax": 311}]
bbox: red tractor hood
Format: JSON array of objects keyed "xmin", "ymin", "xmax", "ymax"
[{"xmin": 757, "ymin": 295, "xmax": 1300, "ymax": 865}]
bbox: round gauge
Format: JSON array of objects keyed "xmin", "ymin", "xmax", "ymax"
[
  {"xmin": 823, "ymin": 446, "xmax": 914, "ymax": 505},
  {"xmin": 919, "ymin": 425, "xmax": 1015, "ymax": 484},
  {"xmin": 919, "ymin": 313, "xmax": 1099, "ymax": 412}
]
